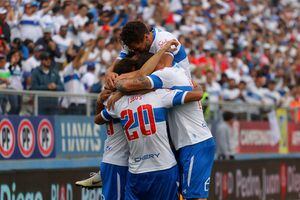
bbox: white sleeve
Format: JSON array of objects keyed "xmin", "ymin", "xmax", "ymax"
[
  {"xmin": 154, "ymin": 31, "xmax": 181, "ymax": 55},
  {"xmin": 156, "ymin": 89, "xmax": 188, "ymax": 108},
  {"xmin": 101, "ymin": 107, "xmax": 118, "ymax": 121},
  {"xmin": 146, "ymin": 69, "xmax": 173, "ymax": 89},
  {"xmin": 146, "ymin": 68, "xmax": 192, "ymax": 90}
]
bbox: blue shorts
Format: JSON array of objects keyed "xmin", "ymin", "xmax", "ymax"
[
  {"xmin": 125, "ymin": 165, "xmax": 179, "ymax": 200},
  {"xmin": 100, "ymin": 162, "xmax": 128, "ymax": 200},
  {"xmin": 178, "ymin": 137, "xmax": 216, "ymax": 199}
]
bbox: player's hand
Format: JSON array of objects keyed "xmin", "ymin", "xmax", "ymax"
[
  {"xmin": 161, "ymin": 39, "xmax": 179, "ymax": 53},
  {"xmin": 107, "ymin": 91, "xmax": 123, "ymax": 110},
  {"xmin": 192, "ymin": 80, "xmax": 203, "ymax": 93},
  {"xmin": 105, "ymin": 72, "xmax": 118, "ymax": 89},
  {"xmin": 97, "ymin": 89, "xmax": 112, "ymax": 105}
]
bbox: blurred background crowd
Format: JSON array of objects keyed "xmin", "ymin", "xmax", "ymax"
[{"xmin": 0, "ymin": 0, "xmax": 299, "ymax": 120}]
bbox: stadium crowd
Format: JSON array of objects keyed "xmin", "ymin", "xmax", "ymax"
[{"xmin": 0, "ymin": 0, "xmax": 299, "ymax": 119}]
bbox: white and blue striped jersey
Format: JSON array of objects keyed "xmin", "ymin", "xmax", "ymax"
[
  {"xmin": 61, "ymin": 64, "xmax": 86, "ymax": 108},
  {"xmin": 146, "ymin": 66, "xmax": 213, "ymax": 150},
  {"xmin": 102, "ymin": 119, "xmax": 129, "ymax": 167},
  {"xmin": 118, "ymin": 28, "xmax": 191, "ymax": 77},
  {"xmin": 101, "ymin": 89, "xmax": 188, "ymax": 174}
]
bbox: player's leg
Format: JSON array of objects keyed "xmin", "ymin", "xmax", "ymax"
[
  {"xmin": 100, "ymin": 162, "xmax": 128, "ymax": 200},
  {"xmin": 179, "ymin": 138, "xmax": 216, "ymax": 200},
  {"xmin": 148, "ymin": 165, "xmax": 179, "ymax": 200},
  {"xmin": 125, "ymin": 165, "xmax": 179, "ymax": 200}
]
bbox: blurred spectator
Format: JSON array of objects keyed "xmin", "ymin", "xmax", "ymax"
[
  {"xmin": 215, "ymin": 111, "xmax": 235, "ymax": 160},
  {"xmin": 205, "ymin": 70, "xmax": 221, "ymax": 112},
  {"xmin": 53, "ymin": 25, "xmax": 73, "ymax": 66},
  {"xmin": 90, "ymin": 70, "xmax": 105, "ymax": 94},
  {"xmin": 5, "ymin": 50, "xmax": 23, "ymax": 114},
  {"xmin": 0, "ymin": 7, "xmax": 10, "ymax": 43},
  {"xmin": 0, "ymin": 53, "xmax": 9, "ymax": 113},
  {"xmin": 79, "ymin": 21, "xmax": 96, "ymax": 44},
  {"xmin": 81, "ymin": 62, "xmax": 96, "ymax": 92},
  {"xmin": 61, "ymin": 45, "xmax": 92, "ymax": 115},
  {"xmin": 73, "ymin": 4, "xmax": 88, "ymax": 31},
  {"xmin": 290, "ymin": 86, "xmax": 300, "ymax": 122},
  {"xmin": 31, "ymin": 52, "xmax": 64, "ymax": 115},
  {"xmin": 36, "ymin": 28, "xmax": 61, "ymax": 62}
]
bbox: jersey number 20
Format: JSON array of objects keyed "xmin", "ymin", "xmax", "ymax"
[{"xmin": 120, "ymin": 104, "xmax": 157, "ymax": 141}]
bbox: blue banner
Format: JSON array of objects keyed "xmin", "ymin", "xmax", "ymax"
[
  {"xmin": 54, "ymin": 116, "xmax": 106, "ymax": 157},
  {"xmin": 0, "ymin": 116, "xmax": 55, "ymax": 159}
]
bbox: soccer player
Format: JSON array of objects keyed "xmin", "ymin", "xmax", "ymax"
[
  {"xmin": 110, "ymin": 50, "xmax": 216, "ymax": 200},
  {"xmin": 75, "ymin": 89, "xmax": 129, "ymax": 200},
  {"xmin": 95, "ymin": 61, "xmax": 205, "ymax": 200},
  {"xmin": 105, "ymin": 21, "xmax": 190, "ymax": 88}
]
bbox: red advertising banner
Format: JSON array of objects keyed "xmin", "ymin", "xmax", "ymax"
[
  {"xmin": 238, "ymin": 121, "xmax": 279, "ymax": 153},
  {"xmin": 288, "ymin": 123, "xmax": 300, "ymax": 152}
]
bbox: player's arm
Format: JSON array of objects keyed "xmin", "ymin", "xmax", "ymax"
[
  {"xmin": 94, "ymin": 108, "xmax": 114, "ymax": 125},
  {"xmin": 183, "ymin": 91, "xmax": 203, "ymax": 103},
  {"xmin": 115, "ymin": 76, "xmax": 152, "ymax": 93}
]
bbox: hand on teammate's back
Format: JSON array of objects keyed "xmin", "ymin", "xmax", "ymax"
[
  {"xmin": 97, "ymin": 89, "xmax": 113, "ymax": 105},
  {"xmin": 107, "ymin": 91, "xmax": 123, "ymax": 110}
]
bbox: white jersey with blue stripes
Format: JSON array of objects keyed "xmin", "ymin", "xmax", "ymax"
[
  {"xmin": 101, "ymin": 89, "xmax": 188, "ymax": 174},
  {"xmin": 102, "ymin": 119, "xmax": 129, "ymax": 167},
  {"xmin": 146, "ymin": 66, "xmax": 213, "ymax": 150},
  {"xmin": 118, "ymin": 28, "xmax": 191, "ymax": 77}
]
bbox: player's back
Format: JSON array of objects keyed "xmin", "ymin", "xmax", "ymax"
[
  {"xmin": 102, "ymin": 119, "xmax": 129, "ymax": 167},
  {"xmin": 149, "ymin": 66, "xmax": 213, "ymax": 150},
  {"xmin": 110, "ymin": 89, "xmax": 177, "ymax": 174}
]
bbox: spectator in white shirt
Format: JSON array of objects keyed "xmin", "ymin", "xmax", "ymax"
[
  {"xmin": 205, "ymin": 70, "xmax": 222, "ymax": 110},
  {"xmin": 222, "ymin": 78, "xmax": 240, "ymax": 101},
  {"xmin": 22, "ymin": 43, "xmax": 42, "ymax": 88},
  {"xmin": 53, "ymin": 25, "xmax": 72, "ymax": 65},
  {"xmin": 19, "ymin": 1, "xmax": 57, "ymax": 42},
  {"xmin": 81, "ymin": 63, "xmax": 96, "ymax": 92},
  {"xmin": 225, "ymin": 57, "xmax": 242, "ymax": 84},
  {"xmin": 53, "ymin": 2, "xmax": 73, "ymax": 33},
  {"xmin": 72, "ymin": 4, "xmax": 88, "ymax": 31},
  {"xmin": 79, "ymin": 21, "xmax": 96, "ymax": 45},
  {"xmin": 61, "ymin": 45, "xmax": 92, "ymax": 115},
  {"xmin": 264, "ymin": 80, "xmax": 282, "ymax": 107}
]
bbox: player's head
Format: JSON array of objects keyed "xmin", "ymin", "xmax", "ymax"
[
  {"xmin": 114, "ymin": 52, "xmax": 154, "ymax": 75},
  {"xmin": 120, "ymin": 21, "xmax": 152, "ymax": 53}
]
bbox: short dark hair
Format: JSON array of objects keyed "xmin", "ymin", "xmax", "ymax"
[
  {"xmin": 135, "ymin": 52, "xmax": 153, "ymax": 70},
  {"xmin": 114, "ymin": 58, "xmax": 138, "ymax": 75},
  {"xmin": 120, "ymin": 21, "xmax": 150, "ymax": 47},
  {"xmin": 79, "ymin": 4, "xmax": 88, "ymax": 10},
  {"xmin": 223, "ymin": 112, "xmax": 234, "ymax": 121},
  {"xmin": 114, "ymin": 52, "xmax": 153, "ymax": 75}
]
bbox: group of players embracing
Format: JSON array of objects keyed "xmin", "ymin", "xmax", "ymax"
[{"xmin": 76, "ymin": 21, "xmax": 216, "ymax": 200}]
